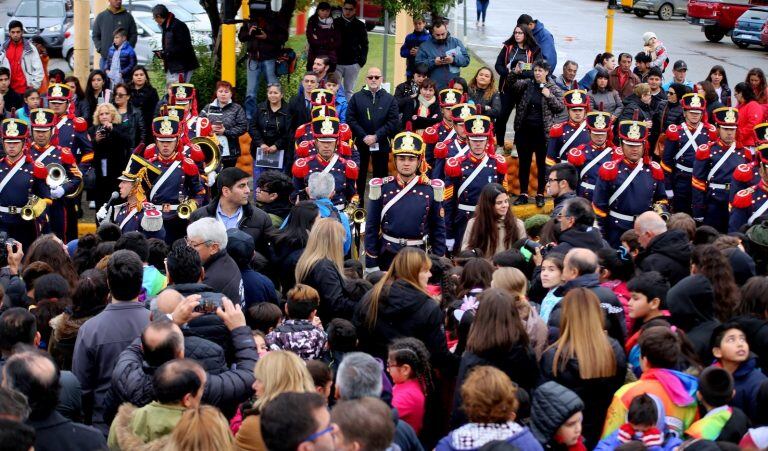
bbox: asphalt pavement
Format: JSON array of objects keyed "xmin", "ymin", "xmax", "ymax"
[{"xmin": 456, "ymin": 0, "xmax": 767, "ymax": 86}]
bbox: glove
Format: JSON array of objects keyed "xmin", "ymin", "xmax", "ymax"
[
  {"xmin": 617, "ymin": 424, "xmax": 635, "ymax": 444},
  {"xmin": 364, "ymin": 266, "xmax": 381, "ymax": 276},
  {"xmin": 207, "ymin": 171, "xmax": 217, "ymax": 188},
  {"xmin": 50, "ymin": 185, "xmax": 65, "ymax": 199},
  {"xmin": 641, "ymin": 427, "xmax": 663, "ymax": 447},
  {"xmin": 96, "ymin": 205, "xmax": 109, "ymax": 222},
  {"xmin": 665, "ymin": 190, "xmax": 674, "ymax": 199}
]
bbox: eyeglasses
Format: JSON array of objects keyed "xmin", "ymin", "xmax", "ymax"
[
  {"xmin": 367, "ymin": 75, "xmax": 382, "ymax": 80},
  {"xmin": 546, "ymin": 177, "xmax": 562, "ymax": 184},
  {"xmin": 185, "ymin": 238, "xmax": 212, "ymax": 248},
  {"xmin": 514, "ymin": 31, "xmax": 524, "ymax": 35},
  {"xmin": 303, "ymin": 425, "xmax": 334, "ymax": 443},
  {"xmin": 115, "ymin": 93, "xmax": 128, "ymax": 98}
]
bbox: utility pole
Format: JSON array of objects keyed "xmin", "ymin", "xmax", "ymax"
[
  {"xmin": 73, "ymin": 0, "xmax": 89, "ymax": 91},
  {"xmin": 605, "ymin": 0, "xmax": 619, "ymax": 53}
]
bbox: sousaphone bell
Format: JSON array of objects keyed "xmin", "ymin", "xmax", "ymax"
[{"xmin": 190, "ymin": 136, "xmax": 221, "ymax": 174}]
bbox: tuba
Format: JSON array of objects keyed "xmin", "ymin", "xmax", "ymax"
[
  {"xmin": 191, "ymin": 136, "xmax": 221, "ymax": 174},
  {"xmin": 652, "ymin": 202, "xmax": 670, "ymax": 222},
  {"xmin": 21, "ymin": 195, "xmax": 47, "ymax": 221},
  {"xmin": 46, "ymin": 163, "xmax": 67, "ymax": 188},
  {"xmin": 177, "ymin": 195, "xmax": 198, "ymax": 219}
]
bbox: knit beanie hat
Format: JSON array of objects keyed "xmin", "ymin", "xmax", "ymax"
[{"xmin": 642, "ymin": 32, "xmax": 657, "ymax": 45}]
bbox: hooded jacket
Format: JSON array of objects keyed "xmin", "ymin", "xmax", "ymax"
[
  {"xmin": 732, "ymin": 315, "xmax": 768, "ymax": 374},
  {"xmin": 635, "ymin": 230, "xmax": 692, "ymax": 286},
  {"xmin": 530, "ymin": 382, "xmax": 584, "ymax": 446},
  {"xmin": 602, "ymin": 368, "xmax": 699, "ymax": 440},
  {"xmin": 596, "ymin": 393, "xmax": 683, "ymax": 451},
  {"xmin": 266, "ymin": 319, "xmax": 327, "ymax": 360},
  {"xmin": 666, "ymin": 274, "xmax": 719, "ymax": 364},
  {"xmin": 720, "ymin": 357, "xmax": 768, "ymax": 423},
  {"xmin": 353, "ymin": 279, "xmax": 455, "ymax": 372},
  {"xmin": 107, "ymin": 402, "xmax": 182, "ymax": 450},
  {"xmin": 436, "ymin": 422, "xmax": 544, "ymax": 451},
  {"xmin": 539, "ymin": 338, "xmax": 627, "ymax": 448},
  {"xmin": 549, "ymin": 224, "xmax": 608, "ymax": 255},
  {"xmin": 530, "ymin": 21, "xmax": 557, "ymax": 70}
]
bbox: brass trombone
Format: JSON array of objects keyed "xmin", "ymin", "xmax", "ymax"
[
  {"xmin": 21, "ymin": 196, "xmax": 47, "ymax": 221},
  {"xmin": 177, "ymin": 196, "xmax": 198, "ymax": 219},
  {"xmin": 191, "ymin": 136, "xmax": 221, "ymax": 175}
]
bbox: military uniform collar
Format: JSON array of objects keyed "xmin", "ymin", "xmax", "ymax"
[
  {"xmin": 567, "ymin": 119, "xmax": 583, "ymax": 128},
  {"xmin": 396, "ymin": 174, "xmax": 417, "ymax": 187},
  {"xmin": 468, "ymin": 152, "xmax": 486, "ymax": 163},
  {"xmin": 592, "ymin": 142, "xmax": 608, "ymax": 150},
  {"xmin": 717, "ymin": 139, "xmax": 735, "ymax": 148},
  {"xmin": 316, "ymin": 154, "xmax": 335, "ymax": 166},
  {"xmin": 157, "ymin": 152, "xmax": 178, "ymax": 163},
  {"xmin": 31, "ymin": 143, "xmax": 52, "ymax": 152},
  {"xmin": 2, "ymin": 155, "xmax": 25, "ymax": 166},
  {"xmin": 622, "ymin": 158, "xmax": 641, "ymax": 168}
]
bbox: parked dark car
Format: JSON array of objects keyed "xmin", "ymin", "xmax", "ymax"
[
  {"xmin": 732, "ymin": 7, "xmax": 768, "ymax": 47},
  {"xmin": 7, "ymin": 0, "xmax": 72, "ymax": 51}
]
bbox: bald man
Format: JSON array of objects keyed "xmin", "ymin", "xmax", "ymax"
[
  {"xmin": 347, "ymin": 67, "xmax": 400, "ymax": 202},
  {"xmin": 634, "ymin": 211, "xmax": 692, "ymax": 286},
  {"xmin": 552, "ymin": 248, "xmax": 627, "ymax": 344}
]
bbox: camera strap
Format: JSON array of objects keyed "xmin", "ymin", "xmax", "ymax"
[{"xmin": 0, "ymin": 158, "xmax": 26, "ymax": 196}]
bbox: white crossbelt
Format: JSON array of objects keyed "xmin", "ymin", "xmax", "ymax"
[
  {"xmin": 119, "ymin": 208, "xmax": 139, "ymax": 229},
  {"xmin": 707, "ymin": 143, "xmax": 736, "ymax": 182},
  {"xmin": 321, "ymin": 154, "xmax": 339, "ymax": 174},
  {"xmin": 675, "ymin": 163, "xmax": 692, "ymax": 173},
  {"xmin": 674, "ymin": 123, "xmax": 703, "ymax": 161},
  {"xmin": 580, "ymin": 148, "xmax": 612, "ymax": 180},
  {"xmin": 457, "ymin": 154, "xmax": 490, "ymax": 198},
  {"xmin": 34, "ymin": 146, "xmax": 56, "ymax": 164},
  {"xmin": 56, "ymin": 116, "xmax": 68, "ymax": 130},
  {"xmin": 0, "ymin": 158, "xmax": 26, "ymax": 196},
  {"xmin": 609, "ymin": 211, "xmax": 635, "ymax": 222},
  {"xmin": 750, "ymin": 199, "xmax": 768, "ymax": 224},
  {"xmin": 709, "ymin": 183, "xmax": 729, "ymax": 190},
  {"xmin": 558, "ymin": 121, "xmax": 587, "ymax": 158},
  {"xmin": 381, "ymin": 176, "xmax": 420, "ymax": 219},
  {"xmin": 382, "ymin": 233, "xmax": 425, "ymax": 246},
  {"xmin": 458, "ymin": 204, "xmax": 476, "ymax": 212},
  {"xmin": 609, "ymin": 162, "xmax": 644, "ymax": 206},
  {"xmin": 580, "ymin": 181, "xmax": 595, "ymax": 190},
  {"xmin": 456, "ymin": 143, "xmax": 469, "ymax": 157},
  {"xmin": 150, "ymin": 160, "xmax": 181, "ymax": 201},
  {"xmin": 0, "ymin": 206, "xmax": 21, "ymax": 214}
]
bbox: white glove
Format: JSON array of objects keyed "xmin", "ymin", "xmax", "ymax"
[
  {"xmin": 96, "ymin": 205, "xmax": 109, "ymax": 222},
  {"xmin": 665, "ymin": 190, "xmax": 674, "ymax": 199},
  {"xmin": 50, "ymin": 185, "xmax": 65, "ymax": 199},
  {"xmin": 364, "ymin": 266, "xmax": 381, "ymax": 276},
  {"xmin": 207, "ymin": 171, "xmax": 217, "ymax": 188}
]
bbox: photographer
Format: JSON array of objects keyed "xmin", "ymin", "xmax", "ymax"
[
  {"xmin": 0, "ymin": 238, "xmax": 26, "ymax": 308},
  {"xmin": 109, "ymin": 296, "xmax": 257, "ymax": 419},
  {"xmin": 237, "ymin": 8, "xmax": 289, "ymax": 120},
  {"xmin": 90, "ymin": 102, "xmax": 133, "ymax": 210}
]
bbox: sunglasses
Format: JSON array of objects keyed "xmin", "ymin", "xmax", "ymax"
[{"xmin": 367, "ymin": 75, "xmax": 382, "ymax": 80}]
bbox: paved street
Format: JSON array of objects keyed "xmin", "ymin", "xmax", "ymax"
[{"xmin": 457, "ymin": 0, "xmax": 767, "ymax": 85}]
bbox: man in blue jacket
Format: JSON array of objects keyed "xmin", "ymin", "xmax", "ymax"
[
  {"xmin": 415, "ymin": 20, "xmax": 470, "ymax": 90},
  {"xmin": 518, "ymin": 14, "xmax": 557, "ymax": 70}
]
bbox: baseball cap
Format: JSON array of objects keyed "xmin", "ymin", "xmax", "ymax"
[{"xmin": 673, "ymin": 60, "xmax": 688, "ymax": 71}]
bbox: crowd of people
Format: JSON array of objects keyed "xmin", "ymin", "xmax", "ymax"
[{"xmin": 3, "ymin": 0, "xmax": 768, "ymax": 450}]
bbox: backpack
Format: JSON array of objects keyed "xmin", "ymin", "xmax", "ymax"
[{"xmin": 275, "ymin": 48, "xmax": 297, "ymax": 76}]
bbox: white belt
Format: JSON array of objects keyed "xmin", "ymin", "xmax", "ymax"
[
  {"xmin": 609, "ymin": 211, "xmax": 635, "ymax": 222},
  {"xmin": 0, "ymin": 206, "xmax": 21, "ymax": 214},
  {"xmin": 458, "ymin": 204, "xmax": 476, "ymax": 212},
  {"xmin": 152, "ymin": 203, "xmax": 179, "ymax": 211},
  {"xmin": 382, "ymin": 233, "xmax": 425, "ymax": 246},
  {"xmin": 675, "ymin": 163, "xmax": 692, "ymax": 173},
  {"xmin": 335, "ymin": 204, "xmax": 345, "ymax": 211},
  {"xmin": 580, "ymin": 181, "xmax": 595, "ymax": 190},
  {"xmin": 709, "ymin": 183, "xmax": 730, "ymax": 190}
]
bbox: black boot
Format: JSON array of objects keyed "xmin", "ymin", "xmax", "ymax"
[
  {"xmin": 535, "ymin": 194, "xmax": 545, "ymax": 208},
  {"xmin": 513, "ymin": 194, "xmax": 529, "ymax": 206}
]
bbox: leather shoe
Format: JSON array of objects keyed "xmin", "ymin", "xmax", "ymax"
[
  {"xmin": 535, "ymin": 194, "xmax": 545, "ymax": 208},
  {"xmin": 513, "ymin": 194, "xmax": 529, "ymax": 206}
]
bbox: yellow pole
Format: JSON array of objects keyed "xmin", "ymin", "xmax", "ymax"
[
  {"xmin": 393, "ymin": 11, "xmax": 412, "ymax": 85},
  {"xmin": 92, "ymin": 0, "xmax": 107, "ymax": 69},
  {"xmin": 73, "ymin": 0, "xmax": 90, "ymax": 91},
  {"xmin": 605, "ymin": 6, "xmax": 615, "ymax": 53},
  {"xmin": 221, "ymin": 24, "xmax": 236, "ymax": 85}
]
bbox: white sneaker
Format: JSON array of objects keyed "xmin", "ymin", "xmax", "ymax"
[
  {"xmin": 476, "ymin": 21, "xmax": 480, "ymax": 27},
  {"xmin": 509, "ymin": 148, "xmax": 519, "ymax": 158},
  {"xmin": 89, "ymin": 201, "xmax": 95, "ymax": 209}
]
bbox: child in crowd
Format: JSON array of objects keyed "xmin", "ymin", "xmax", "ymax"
[
  {"xmin": 323, "ymin": 318, "xmax": 357, "ymax": 373},
  {"xmin": 685, "ymin": 367, "xmax": 748, "ymax": 443},
  {"xmin": 324, "ymin": 73, "xmax": 347, "ymax": 123},
  {"xmin": 437, "ymin": 366, "xmax": 543, "ymax": 451},
  {"xmin": 625, "ymin": 271, "xmax": 671, "ymax": 376},
  {"xmin": 603, "ymin": 326, "xmax": 698, "ymax": 440},
  {"xmin": 596, "ymin": 394, "xmax": 682, "ymax": 451},
  {"xmin": 252, "ymin": 330, "xmax": 268, "ymax": 358},
  {"xmin": 15, "ymin": 88, "xmax": 40, "ymax": 123},
  {"xmin": 245, "ymin": 302, "xmax": 282, "ymax": 334},
  {"xmin": 710, "ymin": 322, "xmax": 768, "ymax": 424},
  {"xmin": 105, "ymin": 28, "xmax": 137, "ymax": 86},
  {"xmin": 597, "ymin": 248, "xmax": 635, "ymax": 331},
  {"xmin": 306, "ymin": 359, "xmax": 333, "ymax": 405},
  {"xmin": 266, "ymin": 284, "xmax": 327, "ymax": 360},
  {"xmin": 388, "ymin": 337, "xmax": 433, "ymax": 435},
  {"xmin": 621, "ymin": 229, "xmax": 642, "ymax": 260},
  {"xmin": 530, "ymin": 381, "xmax": 587, "ymax": 450},
  {"xmin": 538, "ymin": 253, "xmax": 565, "ymax": 325}
]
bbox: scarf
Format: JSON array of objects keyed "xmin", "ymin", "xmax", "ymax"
[
  {"xmin": 109, "ymin": 42, "xmax": 124, "ymax": 85},
  {"xmin": 416, "ymin": 94, "xmax": 435, "ymax": 117},
  {"xmin": 318, "ymin": 17, "xmax": 334, "ymax": 28},
  {"xmin": 449, "ymin": 422, "xmax": 524, "ymax": 450}
]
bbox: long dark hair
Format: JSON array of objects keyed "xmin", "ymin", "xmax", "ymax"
[
  {"xmin": 699, "ymin": 80, "xmax": 719, "ymax": 105},
  {"xmin": 457, "ymin": 258, "xmax": 494, "ymax": 299},
  {"xmin": 746, "ymin": 68, "xmax": 767, "ymax": 100},
  {"xmin": 71, "ymin": 269, "xmax": 110, "ymax": 318},
  {"xmin": 466, "ymin": 288, "xmax": 529, "ymax": 354},
  {"xmin": 467, "ymin": 183, "xmax": 521, "ymax": 256},
  {"xmin": 593, "ymin": 52, "xmax": 614, "ymax": 68},
  {"xmin": 128, "ymin": 66, "xmax": 153, "ymax": 90},
  {"xmin": 271, "ymin": 201, "xmax": 319, "ymax": 250},
  {"xmin": 691, "ymin": 244, "xmax": 740, "ymax": 322},
  {"xmin": 503, "ymin": 24, "xmax": 538, "ymax": 52},
  {"xmin": 84, "ymin": 70, "xmax": 109, "ymax": 116},
  {"xmin": 706, "ymin": 65, "xmax": 729, "ymax": 87},
  {"xmin": 590, "ymin": 68, "xmax": 613, "ymax": 94},
  {"xmin": 737, "ymin": 276, "xmax": 768, "ymax": 318},
  {"xmin": 735, "ymin": 81, "xmax": 758, "ymax": 104},
  {"xmin": 23, "ymin": 234, "xmax": 78, "ymax": 291},
  {"xmin": 64, "ymin": 76, "xmax": 85, "ymax": 100}
]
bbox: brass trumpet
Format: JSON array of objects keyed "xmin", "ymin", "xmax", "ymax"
[
  {"xmin": 177, "ymin": 196, "xmax": 198, "ymax": 219},
  {"xmin": 46, "ymin": 163, "xmax": 67, "ymax": 188},
  {"xmin": 343, "ymin": 202, "xmax": 366, "ymax": 224},
  {"xmin": 21, "ymin": 196, "xmax": 47, "ymax": 221}
]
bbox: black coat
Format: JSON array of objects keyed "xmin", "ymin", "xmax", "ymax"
[
  {"xmin": 130, "ymin": 84, "xmax": 160, "ymax": 144},
  {"xmin": 250, "ymin": 100, "xmax": 292, "ymax": 161},
  {"xmin": 301, "ymin": 258, "xmax": 356, "ymax": 322},
  {"xmin": 288, "ymin": 94, "xmax": 313, "ymax": 138},
  {"xmin": 549, "ymin": 225, "xmax": 608, "ymax": 256},
  {"xmin": 618, "ymin": 94, "xmax": 654, "ymax": 124},
  {"xmin": 237, "ymin": 13, "xmax": 289, "ymax": 61},
  {"xmin": 189, "ymin": 200, "xmax": 274, "ymax": 261},
  {"xmin": 334, "ymin": 16, "xmax": 369, "ymax": 66},
  {"xmin": 353, "ymin": 279, "xmax": 456, "ymax": 372},
  {"xmin": 401, "ymin": 98, "xmax": 441, "ymax": 130},
  {"xmin": 169, "ymin": 282, "xmax": 235, "ymax": 363},
  {"xmin": 202, "ymin": 250, "xmax": 243, "ymax": 306},
  {"xmin": 118, "ymin": 103, "xmax": 145, "ymax": 149},
  {"xmin": 451, "ymin": 346, "xmax": 539, "ymax": 428},
  {"xmin": 635, "ymin": 230, "xmax": 692, "ymax": 286},
  {"xmin": 27, "ymin": 411, "xmax": 106, "ymax": 451},
  {"xmin": 200, "ymin": 100, "xmax": 248, "ymax": 159},
  {"xmin": 539, "ymin": 338, "xmax": 627, "ymax": 448},
  {"xmin": 666, "ymin": 274, "xmax": 719, "ymax": 364},
  {"xmin": 732, "ymin": 315, "xmax": 768, "ymax": 374},
  {"xmin": 347, "ymin": 88, "xmax": 400, "ymax": 154},
  {"xmin": 159, "ymin": 14, "xmax": 199, "ymax": 73}
]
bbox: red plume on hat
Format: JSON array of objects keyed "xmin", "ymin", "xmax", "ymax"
[{"xmin": 405, "ymin": 121, "xmax": 413, "ymax": 132}]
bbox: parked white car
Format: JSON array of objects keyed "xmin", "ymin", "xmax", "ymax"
[{"xmin": 63, "ymin": 10, "xmax": 212, "ymax": 69}]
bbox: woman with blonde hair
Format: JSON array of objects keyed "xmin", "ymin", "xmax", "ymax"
[
  {"xmin": 234, "ymin": 351, "xmax": 315, "ymax": 450},
  {"xmin": 539, "ymin": 287, "xmax": 626, "ymax": 448},
  {"xmin": 166, "ymin": 405, "xmax": 235, "ymax": 451},
  {"xmin": 90, "ymin": 101, "xmax": 133, "ymax": 209},
  {"xmin": 295, "ymin": 218, "xmax": 355, "ymax": 323},
  {"xmin": 353, "ymin": 247, "xmax": 454, "ymax": 371},
  {"xmin": 491, "ymin": 267, "xmax": 548, "ymax": 359}
]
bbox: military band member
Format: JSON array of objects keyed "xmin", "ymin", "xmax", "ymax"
[
  {"xmin": 444, "ymin": 115, "xmax": 507, "ymax": 253},
  {"xmin": 592, "ymin": 120, "xmax": 667, "ymax": 248},
  {"xmin": 0, "ymin": 119, "xmax": 49, "ymax": 249},
  {"xmin": 433, "ymin": 103, "xmax": 476, "ymax": 181},
  {"xmin": 292, "ymin": 116, "xmax": 358, "ymax": 209},
  {"xmin": 170, "ymin": 83, "xmax": 213, "ymax": 140},
  {"xmin": 294, "ymin": 104, "xmax": 358, "ymax": 165},
  {"xmin": 692, "ymin": 107, "xmax": 754, "ymax": 232},
  {"xmin": 661, "ymin": 93, "xmax": 717, "ymax": 214},
  {"xmin": 364, "ymin": 131, "xmax": 447, "ymax": 271},
  {"xmin": 98, "ymin": 154, "xmax": 165, "ymax": 239},
  {"xmin": 47, "ymin": 82, "xmax": 93, "ymax": 242},
  {"xmin": 27, "ymin": 108, "xmax": 83, "ymax": 239},
  {"xmin": 567, "ymin": 111, "xmax": 620, "ymax": 201},
  {"xmin": 143, "ymin": 116, "xmax": 206, "ymax": 244},
  {"xmin": 730, "ymin": 144, "xmax": 768, "ymax": 232},
  {"xmin": 546, "ymin": 89, "xmax": 591, "ymax": 167},
  {"xmin": 422, "ymin": 88, "xmax": 462, "ymax": 170}
]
